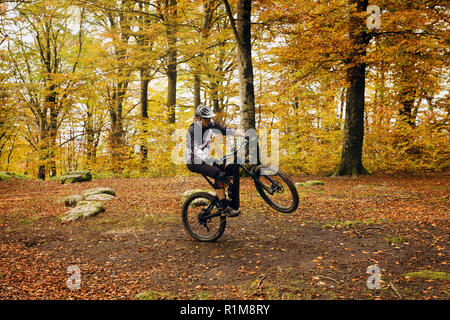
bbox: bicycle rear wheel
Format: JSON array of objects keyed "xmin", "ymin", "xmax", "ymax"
[
  {"xmin": 253, "ymin": 165, "xmax": 299, "ymax": 213},
  {"xmin": 182, "ymin": 192, "xmax": 226, "ymax": 242}
]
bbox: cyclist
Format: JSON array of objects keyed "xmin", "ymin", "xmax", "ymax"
[{"xmin": 185, "ymin": 105, "xmax": 245, "ymax": 217}]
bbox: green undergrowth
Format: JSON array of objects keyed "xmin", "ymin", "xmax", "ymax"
[
  {"xmin": 404, "ymin": 270, "xmax": 450, "ymax": 281},
  {"xmin": 135, "ymin": 290, "xmax": 178, "ymax": 300},
  {"xmin": 321, "ymin": 218, "xmax": 388, "ymax": 229},
  {"xmin": 0, "ymin": 172, "xmax": 30, "ymax": 181}
]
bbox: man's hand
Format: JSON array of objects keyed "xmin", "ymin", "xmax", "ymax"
[
  {"xmin": 204, "ymin": 157, "xmax": 216, "ymax": 165},
  {"xmin": 206, "ymin": 157, "xmax": 224, "ymax": 167}
]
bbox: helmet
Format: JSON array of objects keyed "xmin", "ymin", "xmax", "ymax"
[{"xmin": 195, "ymin": 104, "xmax": 215, "ymax": 118}]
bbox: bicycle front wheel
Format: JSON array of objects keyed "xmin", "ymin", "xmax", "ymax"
[
  {"xmin": 182, "ymin": 192, "xmax": 226, "ymax": 242},
  {"xmin": 253, "ymin": 165, "xmax": 299, "ymax": 213}
]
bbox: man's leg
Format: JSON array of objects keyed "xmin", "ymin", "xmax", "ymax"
[
  {"xmin": 216, "ymin": 188, "xmax": 226, "ymax": 201},
  {"xmin": 186, "ymin": 163, "xmax": 239, "ymax": 217}
]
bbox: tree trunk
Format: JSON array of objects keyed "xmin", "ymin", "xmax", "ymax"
[
  {"xmin": 223, "ymin": 0, "xmax": 256, "ymax": 131},
  {"xmin": 398, "ymin": 66, "xmax": 417, "ymax": 128},
  {"xmin": 109, "ymin": 81, "xmax": 127, "ymax": 172},
  {"xmin": 211, "ymin": 79, "xmax": 220, "ymax": 114},
  {"xmin": 193, "ymin": 0, "xmax": 216, "ymax": 108},
  {"xmin": 48, "ymin": 90, "xmax": 58, "ymax": 178},
  {"xmin": 166, "ymin": 0, "xmax": 177, "ymax": 124},
  {"xmin": 375, "ymin": 58, "xmax": 386, "ymax": 127},
  {"xmin": 194, "ymin": 74, "xmax": 201, "ymax": 107},
  {"xmin": 108, "ymin": 4, "xmax": 132, "ymax": 172},
  {"xmin": 48, "ymin": 111, "xmax": 57, "ymax": 177},
  {"xmin": 137, "ymin": 1, "xmax": 152, "ymax": 172},
  {"xmin": 38, "ymin": 113, "xmax": 48, "ymax": 180},
  {"xmin": 209, "ymin": 63, "xmax": 222, "ymax": 116},
  {"xmin": 140, "ymin": 69, "xmax": 149, "ymax": 172},
  {"xmin": 332, "ymin": 0, "xmax": 370, "ymax": 177},
  {"xmin": 236, "ymin": 0, "xmax": 255, "ymax": 131},
  {"xmin": 167, "ymin": 51, "xmax": 177, "ymax": 124},
  {"xmin": 210, "ymin": 39, "xmax": 229, "ymax": 123},
  {"xmin": 85, "ymin": 106, "xmax": 96, "ymax": 168}
]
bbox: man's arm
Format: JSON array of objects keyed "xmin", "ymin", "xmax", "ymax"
[{"xmin": 211, "ymin": 121, "xmax": 245, "ymax": 137}]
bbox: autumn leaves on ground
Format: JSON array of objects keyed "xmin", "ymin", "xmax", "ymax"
[{"xmin": 0, "ymin": 174, "xmax": 448, "ymax": 300}]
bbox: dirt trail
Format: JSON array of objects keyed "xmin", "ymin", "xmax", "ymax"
[{"xmin": 0, "ymin": 174, "xmax": 448, "ymax": 299}]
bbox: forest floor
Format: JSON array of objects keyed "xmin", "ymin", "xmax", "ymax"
[{"xmin": 0, "ymin": 173, "xmax": 448, "ymax": 300}]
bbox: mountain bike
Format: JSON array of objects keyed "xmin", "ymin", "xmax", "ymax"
[{"xmin": 182, "ymin": 138, "xmax": 299, "ymax": 242}]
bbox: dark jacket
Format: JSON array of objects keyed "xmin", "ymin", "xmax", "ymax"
[{"xmin": 185, "ymin": 120, "xmax": 235, "ymax": 165}]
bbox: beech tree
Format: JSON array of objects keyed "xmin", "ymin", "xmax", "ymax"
[
  {"xmin": 4, "ymin": 1, "xmax": 84, "ymax": 179},
  {"xmin": 223, "ymin": 0, "xmax": 255, "ymax": 131},
  {"xmin": 0, "ymin": 0, "xmax": 447, "ymax": 177},
  {"xmin": 332, "ymin": 0, "xmax": 371, "ymax": 177},
  {"xmin": 164, "ymin": 0, "xmax": 178, "ymax": 124}
]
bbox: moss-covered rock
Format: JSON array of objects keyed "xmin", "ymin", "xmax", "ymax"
[
  {"xmin": 181, "ymin": 189, "xmax": 216, "ymax": 204},
  {"xmin": 404, "ymin": 270, "xmax": 450, "ymax": 280},
  {"xmin": 63, "ymin": 194, "xmax": 84, "ymax": 207},
  {"xmin": 59, "ymin": 201, "xmax": 105, "ymax": 222},
  {"xmin": 81, "ymin": 187, "xmax": 116, "ymax": 197},
  {"xmin": 60, "ymin": 171, "xmax": 92, "ymax": 184},
  {"xmin": 85, "ymin": 193, "xmax": 116, "ymax": 201},
  {"xmin": 295, "ymin": 180, "xmax": 324, "ymax": 187}
]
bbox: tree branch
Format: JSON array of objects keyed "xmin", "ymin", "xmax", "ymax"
[{"xmin": 222, "ymin": 0, "xmax": 244, "ymax": 59}]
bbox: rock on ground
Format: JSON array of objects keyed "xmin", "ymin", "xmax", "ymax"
[
  {"xmin": 59, "ymin": 202, "xmax": 105, "ymax": 222},
  {"xmin": 85, "ymin": 193, "xmax": 116, "ymax": 201},
  {"xmin": 181, "ymin": 189, "xmax": 216, "ymax": 204},
  {"xmin": 295, "ymin": 180, "xmax": 324, "ymax": 187},
  {"xmin": 81, "ymin": 187, "xmax": 116, "ymax": 197},
  {"xmin": 59, "ymin": 187, "xmax": 117, "ymax": 222},
  {"xmin": 63, "ymin": 195, "xmax": 84, "ymax": 207},
  {"xmin": 60, "ymin": 171, "xmax": 92, "ymax": 184},
  {"xmin": 61, "ymin": 188, "xmax": 116, "ymax": 207}
]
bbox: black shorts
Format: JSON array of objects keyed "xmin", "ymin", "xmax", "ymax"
[
  {"xmin": 187, "ymin": 163, "xmax": 234, "ymax": 189},
  {"xmin": 187, "ymin": 163, "xmax": 222, "ymax": 180}
]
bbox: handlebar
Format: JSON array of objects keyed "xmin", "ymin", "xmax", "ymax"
[
  {"xmin": 221, "ymin": 138, "xmax": 255, "ymax": 163},
  {"xmin": 221, "ymin": 139, "xmax": 248, "ymax": 161}
]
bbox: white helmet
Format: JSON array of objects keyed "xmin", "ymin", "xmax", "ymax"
[{"xmin": 195, "ymin": 104, "xmax": 215, "ymax": 118}]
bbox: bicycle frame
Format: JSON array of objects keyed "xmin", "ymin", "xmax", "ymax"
[
  {"xmin": 183, "ymin": 138, "xmax": 298, "ymax": 242},
  {"xmin": 201, "ymin": 139, "xmax": 280, "ymax": 214},
  {"xmin": 201, "ymin": 152, "xmax": 243, "ymax": 211}
]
